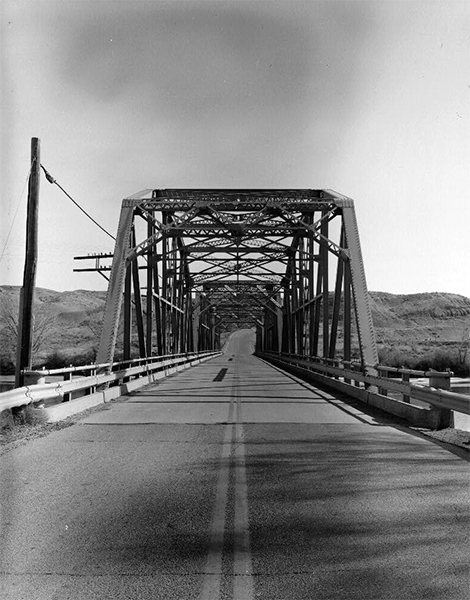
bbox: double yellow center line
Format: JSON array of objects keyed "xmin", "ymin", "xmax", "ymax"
[{"xmin": 199, "ymin": 364, "xmax": 254, "ymax": 600}]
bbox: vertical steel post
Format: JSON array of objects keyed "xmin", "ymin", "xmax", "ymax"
[
  {"xmin": 169, "ymin": 236, "xmax": 177, "ymax": 354},
  {"xmin": 132, "ymin": 257, "xmax": 146, "ymax": 358},
  {"xmin": 329, "ymin": 229, "xmax": 345, "ymax": 359},
  {"xmin": 281, "ymin": 285, "xmax": 289, "ymax": 353},
  {"xmin": 161, "ymin": 214, "xmax": 168, "ymax": 355},
  {"xmin": 276, "ymin": 293, "xmax": 283, "ymax": 353},
  {"xmin": 146, "ymin": 218, "xmax": 153, "ymax": 356},
  {"xmin": 96, "ymin": 202, "xmax": 135, "ymax": 367},
  {"xmin": 341, "ymin": 202, "xmax": 378, "ymax": 372},
  {"xmin": 154, "ymin": 259, "xmax": 163, "ymax": 355},
  {"xmin": 308, "ymin": 215, "xmax": 316, "ymax": 356},
  {"xmin": 176, "ymin": 251, "xmax": 184, "ymax": 353},
  {"xmin": 312, "ymin": 262, "xmax": 322, "ymax": 356},
  {"xmin": 291, "ymin": 248, "xmax": 299, "ymax": 353},
  {"xmin": 130, "ymin": 227, "xmax": 146, "ymax": 358},
  {"xmin": 192, "ymin": 292, "xmax": 201, "ymax": 352},
  {"xmin": 123, "ymin": 265, "xmax": 132, "ymax": 361},
  {"xmin": 343, "ymin": 257, "xmax": 352, "ymax": 383},
  {"xmin": 321, "ymin": 211, "xmax": 329, "ymax": 358},
  {"xmin": 297, "ymin": 241, "xmax": 305, "ymax": 354}
]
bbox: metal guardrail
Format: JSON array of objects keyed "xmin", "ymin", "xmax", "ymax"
[
  {"xmin": 0, "ymin": 351, "xmax": 220, "ymax": 413},
  {"xmin": 258, "ymin": 352, "xmax": 470, "ymax": 416}
]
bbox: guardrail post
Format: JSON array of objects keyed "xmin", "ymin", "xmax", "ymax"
[
  {"xmin": 429, "ymin": 370, "xmax": 454, "ymax": 429},
  {"xmin": 353, "ymin": 364, "xmax": 361, "ymax": 388},
  {"xmin": 86, "ymin": 364, "xmax": 97, "ymax": 395},
  {"xmin": 62, "ymin": 365, "xmax": 73, "ymax": 402},
  {"xmin": 343, "ymin": 360, "xmax": 351, "ymax": 384},
  {"xmin": 123, "ymin": 361, "xmax": 131, "ymax": 383},
  {"xmin": 63, "ymin": 368, "xmax": 72, "ymax": 402},
  {"xmin": 332, "ymin": 359, "xmax": 340, "ymax": 380},
  {"xmin": 401, "ymin": 371, "xmax": 410, "ymax": 403},
  {"xmin": 378, "ymin": 367, "xmax": 388, "ymax": 396}
]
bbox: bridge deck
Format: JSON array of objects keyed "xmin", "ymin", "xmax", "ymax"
[{"xmin": 1, "ymin": 331, "xmax": 469, "ymax": 600}]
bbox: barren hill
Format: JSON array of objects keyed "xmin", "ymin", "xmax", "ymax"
[
  {"xmin": 0, "ymin": 286, "xmax": 107, "ymax": 368},
  {"xmin": 370, "ymin": 291, "xmax": 470, "ymax": 344},
  {"xmin": 0, "ymin": 286, "xmax": 469, "ymax": 372}
]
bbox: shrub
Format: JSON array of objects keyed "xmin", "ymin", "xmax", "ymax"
[
  {"xmin": 34, "ymin": 349, "xmax": 98, "ymax": 371},
  {"xmin": 0, "ymin": 357, "xmax": 15, "ymax": 375},
  {"xmin": 414, "ymin": 349, "xmax": 469, "ymax": 378},
  {"xmin": 379, "ymin": 346, "xmax": 470, "ymax": 377},
  {"xmin": 377, "ymin": 348, "xmax": 414, "ymax": 369},
  {"xmin": 12, "ymin": 404, "xmax": 48, "ymax": 426}
]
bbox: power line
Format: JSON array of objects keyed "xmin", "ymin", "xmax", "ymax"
[
  {"xmin": 40, "ymin": 165, "xmax": 116, "ymax": 241},
  {"xmin": 0, "ymin": 162, "xmax": 33, "ymax": 264}
]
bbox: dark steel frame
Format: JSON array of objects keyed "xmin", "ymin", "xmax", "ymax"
[{"xmin": 75, "ymin": 189, "xmax": 378, "ymax": 373}]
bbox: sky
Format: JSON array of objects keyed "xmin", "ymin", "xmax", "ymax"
[{"xmin": 1, "ymin": 0, "xmax": 469, "ymax": 296}]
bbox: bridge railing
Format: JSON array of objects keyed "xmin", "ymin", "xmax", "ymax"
[
  {"xmin": 0, "ymin": 351, "xmax": 221, "ymax": 414},
  {"xmin": 257, "ymin": 351, "xmax": 469, "ymax": 420}
]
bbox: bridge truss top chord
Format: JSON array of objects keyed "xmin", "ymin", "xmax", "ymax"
[{"xmin": 78, "ymin": 189, "xmax": 378, "ymax": 373}]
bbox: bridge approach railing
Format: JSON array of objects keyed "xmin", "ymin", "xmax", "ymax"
[
  {"xmin": 257, "ymin": 351, "xmax": 469, "ymax": 429},
  {"xmin": 0, "ymin": 351, "xmax": 221, "ymax": 421}
]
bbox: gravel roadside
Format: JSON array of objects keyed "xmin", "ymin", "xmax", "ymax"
[
  {"xmin": 0, "ymin": 396, "xmax": 127, "ymax": 457},
  {"xmin": 415, "ymin": 427, "xmax": 470, "ymax": 451}
]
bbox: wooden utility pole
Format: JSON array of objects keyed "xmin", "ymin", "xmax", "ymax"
[{"xmin": 15, "ymin": 137, "xmax": 40, "ymax": 387}]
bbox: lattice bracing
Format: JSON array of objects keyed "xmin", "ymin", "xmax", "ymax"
[{"xmin": 89, "ymin": 189, "xmax": 378, "ymax": 373}]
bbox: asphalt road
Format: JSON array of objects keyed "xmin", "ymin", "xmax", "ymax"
[{"xmin": 1, "ymin": 330, "xmax": 469, "ymax": 599}]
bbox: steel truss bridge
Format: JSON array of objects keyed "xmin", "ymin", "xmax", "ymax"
[
  {"xmin": 76, "ymin": 189, "xmax": 378, "ymax": 372},
  {"xmin": 4, "ymin": 194, "xmax": 470, "ymax": 600},
  {"xmin": 2, "ymin": 188, "xmax": 468, "ymax": 429}
]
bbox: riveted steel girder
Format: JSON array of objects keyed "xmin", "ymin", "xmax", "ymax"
[{"xmin": 94, "ymin": 189, "xmax": 378, "ymax": 373}]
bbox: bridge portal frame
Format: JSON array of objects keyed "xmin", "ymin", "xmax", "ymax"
[{"xmin": 95, "ymin": 189, "xmax": 378, "ymax": 375}]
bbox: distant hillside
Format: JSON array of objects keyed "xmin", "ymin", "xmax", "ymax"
[
  {"xmin": 370, "ymin": 291, "xmax": 470, "ymax": 345},
  {"xmin": 0, "ymin": 286, "xmax": 108, "ymax": 368},
  {"xmin": 1, "ymin": 286, "xmax": 469, "ymax": 371}
]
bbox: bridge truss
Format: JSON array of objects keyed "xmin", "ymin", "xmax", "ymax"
[{"xmin": 90, "ymin": 189, "xmax": 378, "ymax": 373}]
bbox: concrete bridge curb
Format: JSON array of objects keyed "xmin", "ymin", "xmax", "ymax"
[
  {"xmin": 44, "ymin": 354, "xmax": 218, "ymax": 423},
  {"xmin": 259, "ymin": 355, "xmax": 448, "ymax": 430}
]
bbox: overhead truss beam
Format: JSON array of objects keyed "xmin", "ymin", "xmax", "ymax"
[{"xmin": 88, "ymin": 189, "xmax": 377, "ymax": 374}]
